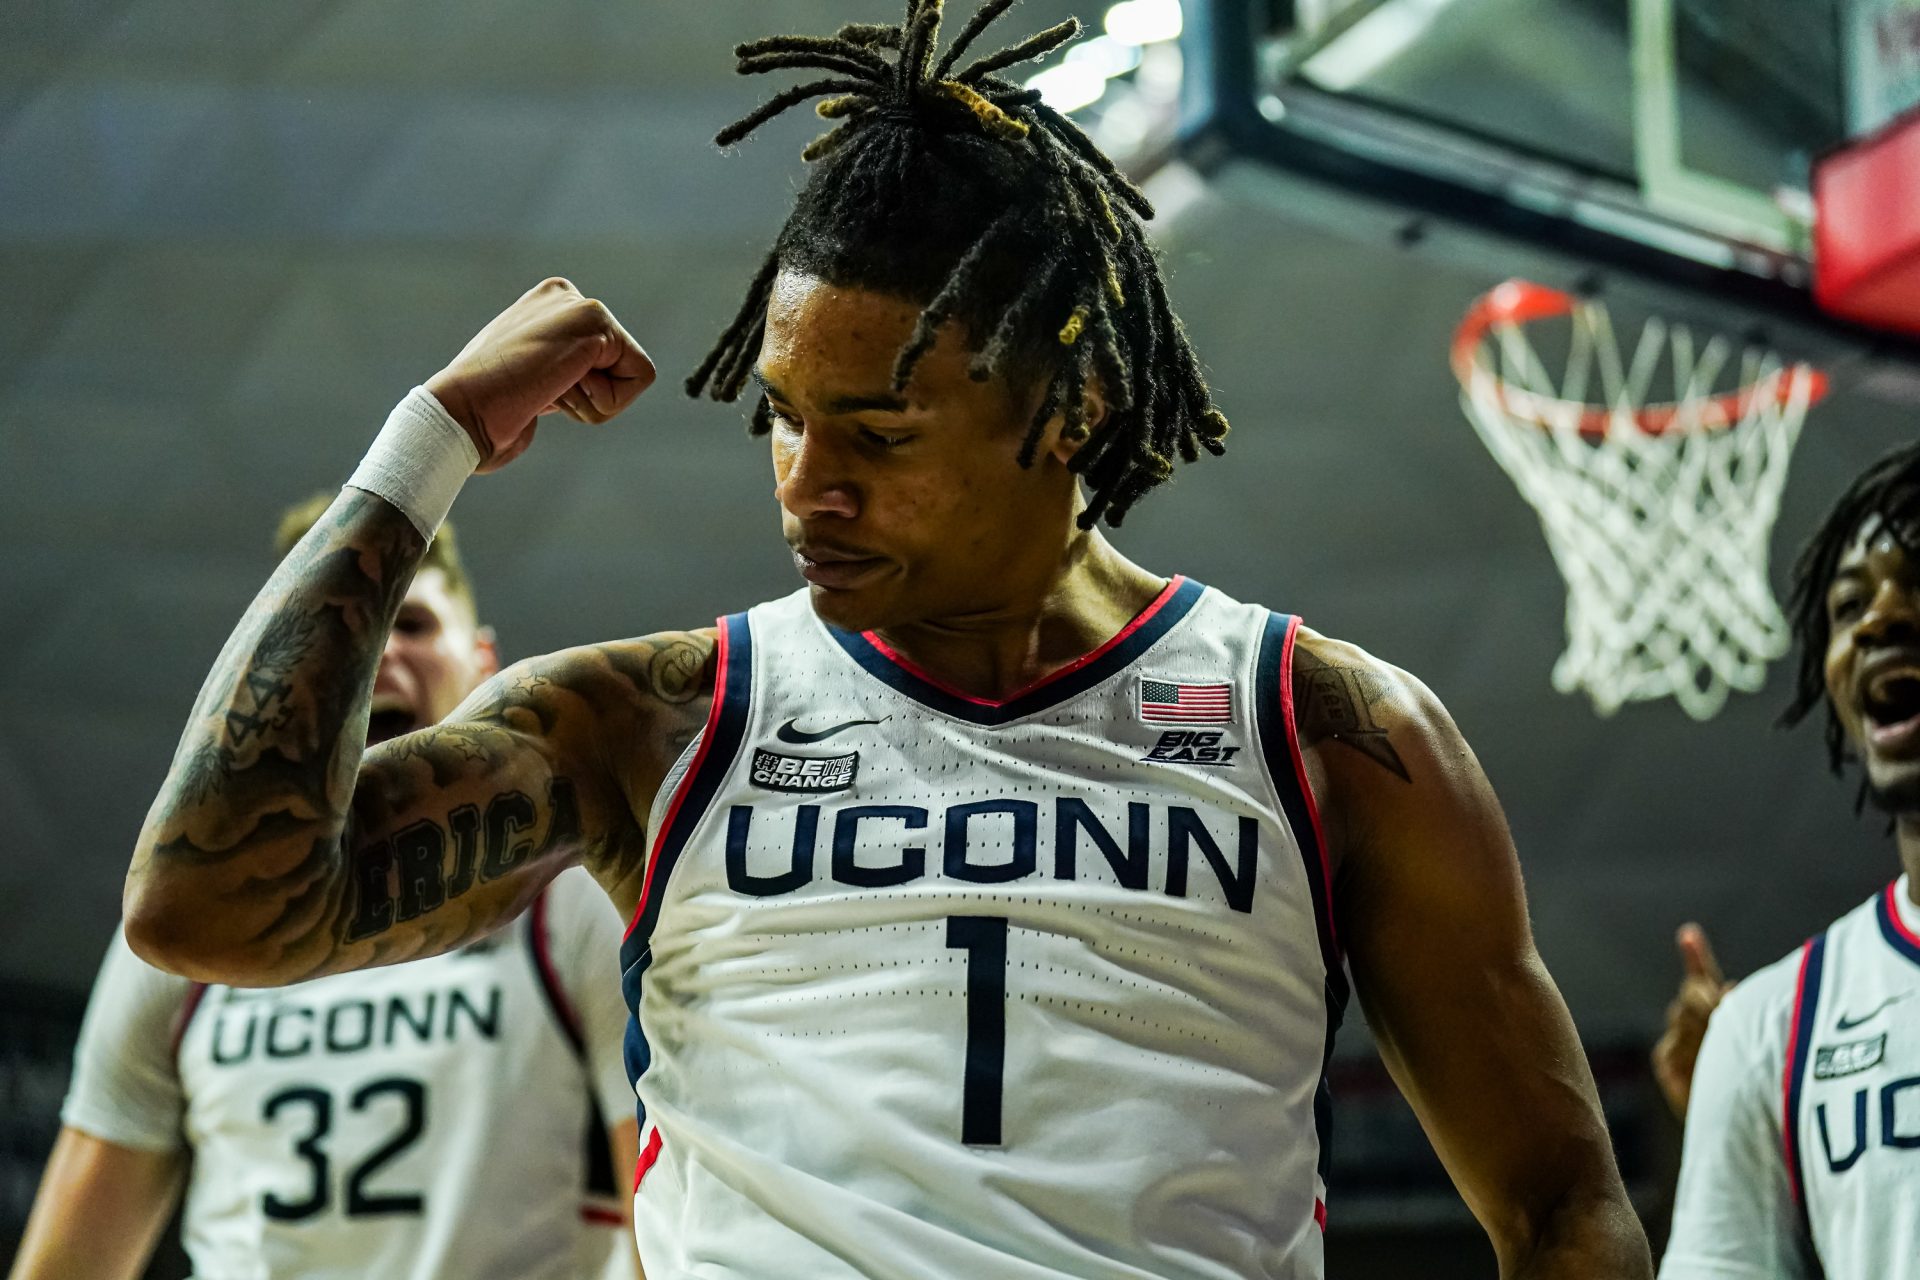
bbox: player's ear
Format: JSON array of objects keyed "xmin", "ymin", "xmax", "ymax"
[
  {"xmin": 474, "ymin": 626, "xmax": 501, "ymax": 680},
  {"xmin": 1048, "ymin": 376, "xmax": 1109, "ymax": 466}
]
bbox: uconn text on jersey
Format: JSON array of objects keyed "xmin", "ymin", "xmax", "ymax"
[{"xmin": 722, "ymin": 797, "xmax": 1258, "ymax": 912}]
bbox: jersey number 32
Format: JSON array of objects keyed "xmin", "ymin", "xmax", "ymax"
[{"xmin": 260, "ymin": 1076, "xmax": 427, "ymax": 1220}]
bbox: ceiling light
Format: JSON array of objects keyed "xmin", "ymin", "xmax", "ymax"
[
  {"xmin": 1026, "ymin": 63, "xmax": 1110, "ymax": 113},
  {"xmin": 1104, "ymin": 0, "xmax": 1183, "ymax": 46},
  {"xmin": 1067, "ymin": 35, "xmax": 1145, "ymax": 79}
]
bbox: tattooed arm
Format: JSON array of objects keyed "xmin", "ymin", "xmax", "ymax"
[
  {"xmin": 125, "ymin": 278, "xmax": 672, "ymax": 985},
  {"xmin": 1292, "ymin": 630, "xmax": 1651, "ymax": 1278},
  {"xmin": 125, "ymin": 488, "xmax": 711, "ymax": 984}
]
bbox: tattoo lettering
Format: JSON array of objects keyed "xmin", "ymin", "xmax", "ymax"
[
  {"xmin": 480, "ymin": 791, "xmax": 538, "ymax": 882},
  {"xmin": 345, "ymin": 779, "xmax": 582, "ymax": 944},
  {"xmin": 347, "ymin": 840, "xmax": 397, "ymax": 941},
  {"xmin": 445, "ymin": 805, "xmax": 482, "ymax": 898},
  {"xmin": 1292, "ymin": 644, "xmax": 1411, "ymax": 783}
]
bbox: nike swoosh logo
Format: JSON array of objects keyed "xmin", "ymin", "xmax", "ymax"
[
  {"xmin": 1837, "ymin": 993, "xmax": 1911, "ymax": 1031},
  {"xmin": 775, "ymin": 717, "xmax": 884, "ymax": 745}
]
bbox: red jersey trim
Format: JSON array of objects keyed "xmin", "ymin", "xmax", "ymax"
[
  {"xmin": 858, "ymin": 575, "xmax": 1187, "ymax": 709},
  {"xmin": 1884, "ymin": 880, "xmax": 1920, "ymax": 948},
  {"xmin": 624, "ymin": 620, "xmax": 732, "ymax": 943},
  {"xmin": 633, "ymin": 1126, "xmax": 664, "ymax": 1191},
  {"xmin": 1278, "ymin": 615, "xmax": 1341, "ymax": 960}
]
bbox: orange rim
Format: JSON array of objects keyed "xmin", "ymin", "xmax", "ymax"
[{"xmin": 1451, "ymin": 279, "xmax": 1829, "ymax": 438}]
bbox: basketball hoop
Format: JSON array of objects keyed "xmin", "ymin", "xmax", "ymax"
[{"xmin": 1451, "ymin": 280, "xmax": 1828, "ymax": 721}]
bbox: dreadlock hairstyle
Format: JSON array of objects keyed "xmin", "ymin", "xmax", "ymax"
[
  {"xmin": 1782, "ymin": 440, "xmax": 1920, "ymax": 782},
  {"xmin": 685, "ymin": 0, "xmax": 1230, "ymax": 529}
]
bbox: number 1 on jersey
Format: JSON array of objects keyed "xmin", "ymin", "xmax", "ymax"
[{"xmin": 945, "ymin": 915, "xmax": 1008, "ymax": 1146}]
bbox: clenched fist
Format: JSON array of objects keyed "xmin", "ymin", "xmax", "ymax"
[{"xmin": 426, "ymin": 278, "xmax": 657, "ymax": 473}]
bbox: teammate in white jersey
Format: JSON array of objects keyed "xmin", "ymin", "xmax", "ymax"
[
  {"xmin": 1662, "ymin": 442, "xmax": 1920, "ymax": 1280},
  {"xmin": 113, "ymin": 3, "xmax": 1651, "ymax": 1276},
  {"xmin": 9, "ymin": 503, "xmax": 640, "ymax": 1280}
]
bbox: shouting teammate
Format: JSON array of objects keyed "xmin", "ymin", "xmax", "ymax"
[
  {"xmin": 10, "ymin": 500, "xmax": 639, "ymax": 1280},
  {"xmin": 117, "ymin": 5, "xmax": 1650, "ymax": 1276},
  {"xmin": 1662, "ymin": 442, "xmax": 1920, "ymax": 1279}
]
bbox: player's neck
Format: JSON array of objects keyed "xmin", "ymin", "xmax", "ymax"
[
  {"xmin": 1900, "ymin": 815, "xmax": 1920, "ymax": 908},
  {"xmin": 872, "ymin": 530, "xmax": 1165, "ymax": 702}
]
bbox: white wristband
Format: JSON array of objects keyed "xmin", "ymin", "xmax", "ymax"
[{"xmin": 347, "ymin": 386, "xmax": 481, "ymax": 540}]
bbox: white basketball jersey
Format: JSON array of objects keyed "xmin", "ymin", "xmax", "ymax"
[
  {"xmin": 161, "ymin": 877, "xmax": 624, "ymax": 1280},
  {"xmin": 621, "ymin": 578, "xmax": 1345, "ymax": 1279},
  {"xmin": 1663, "ymin": 876, "xmax": 1920, "ymax": 1280}
]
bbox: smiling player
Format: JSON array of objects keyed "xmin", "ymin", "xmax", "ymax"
[
  {"xmin": 1663, "ymin": 441, "xmax": 1920, "ymax": 1279},
  {"xmin": 116, "ymin": 4, "xmax": 1648, "ymax": 1276}
]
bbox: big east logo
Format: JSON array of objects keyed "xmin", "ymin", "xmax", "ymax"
[{"xmin": 1143, "ymin": 730, "xmax": 1241, "ymax": 767}]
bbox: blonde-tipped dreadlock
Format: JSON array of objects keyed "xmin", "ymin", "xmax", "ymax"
[{"xmin": 686, "ymin": 0, "xmax": 1230, "ymax": 529}]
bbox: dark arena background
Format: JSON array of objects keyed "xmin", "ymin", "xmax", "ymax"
[{"xmin": 7, "ymin": 1, "xmax": 1920, "ymax": 1275}]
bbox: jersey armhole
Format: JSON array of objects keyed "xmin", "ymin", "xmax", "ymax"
[
  {"xmin": 526, "ymin": 890, "xmax": 586, "ymax": 1057},
  {"xmin": 1253, "ymin": 611, "xmax": 1349, "ymax": 1220},
  {"xmin": 526, "ymin": 887, "xmax": 628, "ymax": 1204},
  {"xmin": 171, "ymin": 982, "xmax": 209, "ymax": 1063},
  {"xmin": 1254, "ymin": 612, "xmax": 1342, "ymax": 968},
  {"xmin": 622, "ymin": 611, "xmax": 755, "ymax": 948},
  {"xmin": 1780, "ymin": 933, "xmax": 1828, "ymax": 1241}
]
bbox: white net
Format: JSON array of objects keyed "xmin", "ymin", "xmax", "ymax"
[{"xmin": 1453, "ymin": 281, "xmax": 1823, "ymax": 721}]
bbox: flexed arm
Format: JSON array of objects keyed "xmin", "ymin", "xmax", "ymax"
[
  {"xmin": 126, "ymin": 280, "xmax": 666, "ymax": 985},
  {"xmin": 1298, "ymin": 630, "xmax": 1653, "ymax": 1277}
]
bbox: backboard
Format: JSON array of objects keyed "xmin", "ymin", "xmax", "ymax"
[{"xmin": 1175, "ymin": 0, "xmax": 1920, "ymax": 349}]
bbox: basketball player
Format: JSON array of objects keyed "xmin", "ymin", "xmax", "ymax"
[
  {"xmin": 114, "ymin": 5, "xmax": 1650, "ymax": 1276},
  {"xmin": 1660, "ymin": 441, "xmax": 1920, "ymax": 1279},
  {"xmin": 8, "ymin": 500, "xmax": 640, "ymax": 1280}
]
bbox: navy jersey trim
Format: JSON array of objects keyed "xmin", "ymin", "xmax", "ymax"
[
  {"xmin": 1257, "ymin": 613, "xmax": 1343, "ymax": 972},
  {"xmin": 1876, "ymin": 881, "xmax": 1920, "ymax": 968},
  {"xmin": 619, "ymin": 612, "xmax": 755, "ymax": 1121},
  {"xmin": 1782, "ymin": 933, "xmax": 1827, "ymax": 1227},
  {"xmin": 1255, "ymin": 611, "xmax": 1349, "ymax": 1188},
  {"xmin": 823, "ymin": 576, "xmax": 1205, "ymax": 726}
]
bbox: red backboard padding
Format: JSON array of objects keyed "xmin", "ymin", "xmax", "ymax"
[{"xmin": 1815, "ymin": 108, "xmax": 1920, "ymax": 336}]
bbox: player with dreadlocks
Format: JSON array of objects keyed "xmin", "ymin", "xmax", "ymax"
[
  {"xmin": 685, "ymin": 0, "xmax": 1228, "ymax": 530},
  {"xmin": 119, "ymin": 2, "xmax": 1648, "ymax": 1276},
  {"xmin": 1660, "ymin": 442, "xmax": 1920, "ymax": 1280}
]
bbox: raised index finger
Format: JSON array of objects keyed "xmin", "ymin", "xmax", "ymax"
[{"xmin": 1677, "ymin": 922, "xmax": 1724, "ymax": 986}]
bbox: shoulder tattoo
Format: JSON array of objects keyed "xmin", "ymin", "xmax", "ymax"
[{"xmin": 1291, "ymin": 643, "xmax": 1411, "ymax": 783}]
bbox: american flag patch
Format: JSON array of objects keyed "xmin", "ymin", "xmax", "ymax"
[{"xmin": 1138, "ymin": 678, "xmax": 1233, "ymax": 724}]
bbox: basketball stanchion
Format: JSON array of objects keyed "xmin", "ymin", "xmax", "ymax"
[{"xmin": 1452, "ymin": 279, "xmax": 1829, "ymax": 721}]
